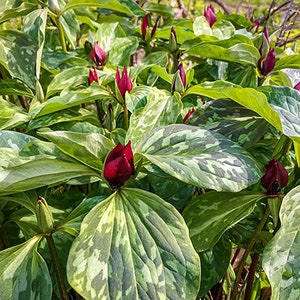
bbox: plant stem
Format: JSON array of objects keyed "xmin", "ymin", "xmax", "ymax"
[
  {"xmin": 244, "ymin": 253, "xmax": 260, "ymax": 300},
  {"xmin": 55, "ymin": 16, "xmax": 67, "ymax": 52},
  {"xmin": 231, "ymin": 206, "xmax": 270, "ymax": 300},
  {"xmin": 123, "ymin": 105, "xmax": 129, "ymax": 130},
  {"xmin": 46, "ymin": 235, "xmax": 68, "ymax": 300}
]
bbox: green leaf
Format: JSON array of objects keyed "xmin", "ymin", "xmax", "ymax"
[
  {"xmin": 198, "ymin": 237, "xmax": 231, "ymax": 296},
  {"xmin": 67, "ymin": 188, "xmax": 200, "ymax": 300},
  {"xmin": 0, "ymin": 79, "xmax": 34, "ymax": 97},
  {"xmin": 30, "ymin": 86, "xmax": 111, "ymax": 118},
  {"xmin": 143, "ymin": 2, "xmax": 174, "ymax": 18},
  {"xmin": 46, "ymin": 66, "xmax": 89, "ymax": 98},
  {"xmin": 274, "ymin": 54, "xmax": 300, "ymax": 71},
  {"xmin": 0, "ymin": 236, "xmax": 52, "ymax": 300},
  {"xmin": 263, "ymin": 186, "xmax": 300, "ymax": 299},
  {"xmin": 23, "ymin": 9, "xmax": 47, "ymax": 81},
  {"xmin": 135, "ymin": 124, "xmax": 262, "ymax": 192},
  {"xmin": 0, "ymin": 130, "xmax": 36, "ymax": 149},
  {"xmin": 0, "ymin": 155, "xmax": 99, "ymax": 196},
  {"xmin": 60, "ymin": 9, "xmax": 79, "ymax": 49},
  {"xmin": 126, "ymin": 89, "xmax": 182, "ymax": 146},
  {"xmin": 257, "ymin": 86, "xmax": 300, "ymax": 139},
  {"xmin": 187, "ymin": 99, "xmax": 268, "ymax": 148},
  {"xmin": 183, "ymin": 191, "xmax": 265, "ymax": 251},
  {"xmin": 0, "ymin": 98, "xmax": 29, "ymax": 130},
  {"xmin": 107, "ymin": 36, "xmax": 139, "ymax": 66},
  {"xmin": 0, "ymin": 2, "xmax": 37, "ymax": 24},
  {"xmin": 63, "ymin": 0, "xmax": 139, "ymax": 15},
  {"xmin": 0, "ymin": 30, "xmax": 38, "ymax": 89},
  {"xmin": 38, "ymin": 130, "xmax": 114, "ymax": 171},
  {"xmin": 185, "ymin": 35, "xmax": 259, "ymax": 66}
]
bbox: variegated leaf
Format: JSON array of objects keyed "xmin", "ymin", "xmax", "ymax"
[
  {"xmin": 67, "ymin": 188, "xmax": 200, "ymax": 300},
  {"xmin": 38, "ymin": 130, "xmax": 115, "ymax": 171},
  {"xmin": 0, "ymin": 236, "xmax": 52, "ymax": 300},
  {"xmin": 126, "ymin": 89, "xmax": 182, "ymax": 146},
  {"xmin": 183, "ymin": 191, "xmax": 265, "ymax": 251},
  {"xmin": 135, "ymin": 124, "xmax": 262, "ymax": 192},
  {"xmin": 263, "ymin": 186, "xmax": 300, "ymax": 300}
]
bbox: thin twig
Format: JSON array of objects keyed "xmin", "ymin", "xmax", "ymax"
[
  {"xmin": 278, "ymin": 0, "xmax": 294, "ymax": 38},
  {"xmin": 210, "ymin": 0, "xmax": 231, "ymax": 14}
]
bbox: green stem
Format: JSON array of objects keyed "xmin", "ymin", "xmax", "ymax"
[
  {"xmin": 123, "ymin": 105, "xmax": 129, "ymax": 130},
  {"xmin": 46, "ymin": 235, "xmax": 68, "ymax": 300},
  {"xmin": 231, "ymin": 206, "xmax": 270, "ymax": 300},
  {"xmin": 55, "ymin": 16, "xmax": 67, "ymax": 52}
]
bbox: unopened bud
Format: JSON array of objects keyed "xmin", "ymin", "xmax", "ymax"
[
  {"xmin": 35, "ymin": 80, "xmax": 44, "ymax": 102},
  {"xmin": 169, "ymin": 27, "xmax": 178, "ymax": 53},
  {"xmin": 36, "ymin": 196, "xmax": 54, "ymax": 234}
]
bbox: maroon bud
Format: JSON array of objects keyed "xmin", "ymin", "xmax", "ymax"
[
  {"xmin": 115, "ymin": 66, "xmax": 133, "ymax": 100},
  {"xmin": 141, "ymin": 14, "xmax": 149, "ymax": 37},
  {"xmin": 294, "ymin": 82, "xmax": 300, "ymax": 91},
  {"xmin": 258, "ymin": 49, "xmax": 275, "ymax": 76},
  {"xmin": 263, "ymin": 27, "xmax": 269, "ymax": 43},
  {"xmin": 103, "ymin": 142, "xmax": 135, "ymax": 188},
  {"xmin": 183, "ymin": 108, "xmax": 195, "ymax": 122},
  {"xmin": 178, "ymin": 63, "xmax": 186, "ymax": 88},
  {"xmin": 151, "ymin": 16, "xmax": 159, "ymax": 38},
  {"xmin": 261, "ymin": 159, "xmax": 288, "ymax": 197},
  {"xmin": 204, "ymin": 5, "xmax": 217, "ymax": 27},
  {"xmin": 88, "ymin": 68, "xmax": 98, "ymax": 85},
  {"xmin": 172, "ymin": 63, "xmax": 187, "ymax": 93},
  {"xmin": 90, "ymin": 42, "xmax": 106, "ymax": 67}
]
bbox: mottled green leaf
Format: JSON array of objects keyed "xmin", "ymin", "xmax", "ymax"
[
  {"xmin": 143, "ymin": 2, "xmax": 174, "ymax": 18},
  {"xmin": 263, "ymin": 186, "xmax": 300, "ymax": 300},
  {"xmin": 0, "ymin": 79, "xmax": 33, "ymax": 97},
  {"xmin": 187, "ymin": 99, "xmax": 268, "ymax": 148},
  {"xmin": 107, "ymin": 36, "xmax": 139, "ymax": 66},
  {"xmin": 23, "ymin": 9, "xmax": 47, "ymax": 81},
  {"xmin": 0, "ymin": 30, "xmax": 37, "ymax": 89},
  {"xmin": 0, "ymin": 99, "xmax": 29, "ymax": 130},
  {"xmin": 28, "ymin": 107, "xmax": 100, "ymax": 130},
  {"xmin": 0, "ymin": 236, "xmax": 52, "ymax": 300},
  {"xmin": 30, "ymin": 86, "xmax": 111, "ymax": 118},
  {"xmin": 0, "ymin": 130, "xmax": 36, "ymax": 149},
  {"xmin": 183, "ymin": 191, "xmax": 265, "ymax": 251},
  {"xmin": 126, "ymin": 89, "xmax": 182, "ymax": 146},
  {"xmin": 0, "ymin": 2, "xmax": 37, "ymax": 24},
  {"xmin": 38, "ymin": 130, "xmax": 114, "ymax": 171},
  {"xmin": 67, "ymin": 188, "xmax": 200, "ymax": 300},
  {"xmin": 0, "ymin": 155, "xmax": 98, "ymax": 196},
  {"xmin": 135, "ymin": 124, "xmax": 262, "ymax": 192},
  {"xmin": 46, "ymin": 66, "xmax": 89, "ymax": 98}
]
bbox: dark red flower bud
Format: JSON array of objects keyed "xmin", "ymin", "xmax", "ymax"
[
  {"xmin": 141, "ymin": 14, "xmax": 149, "ymax": 37},
  {"xmin": 104, "ymin": 142, "xmax": 135, "ymax": 188},
  {"xmin": 151, "ymin": 17, "xmax": 159, "ymax": 38},
  {"xmin": 204, "ymin": 5, "xmax": 217, "ymax": 27},
  {"xmin": 115, "ymin": 66, "xmax": 133, "ymax": 100},
  {"xmin": 294, "ymin": 82, "xmax": 300, "ymax": 91},
  {"xmin": 258, "ymin": 49, "xmax": 275, "ymax": 76},
  {"xmin": 183, "ymin": 108, "xmax": 195, "ymax": 122},
  {"xmin": 261, "ymin": 159, "xmax": 288, "ymax": 197},
  {"xmin": 250, "ymin": 16, "xmax": 260, "ymax": 33},
  {"xmin": 90, "ymin": 42, "xmax": 106, "ymax": 67},
  {"xmin": 88, "ymin": 68, "xmax": 98, "ymax": 85},
  {"xmin": 263, "ymin": 27, "xmax": 269, "ymax": 43}
]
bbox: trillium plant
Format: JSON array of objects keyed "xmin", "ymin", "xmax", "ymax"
[{"xmin": 0, "ymin": 0, "xmax": 300, "ymax": 299}]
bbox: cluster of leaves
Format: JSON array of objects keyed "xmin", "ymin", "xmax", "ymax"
[{"xmin": 0, "ymin": 0, "xmax": 300, "ymax": 299}]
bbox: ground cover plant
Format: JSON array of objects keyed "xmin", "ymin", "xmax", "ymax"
[{"xmin": 0, "ymin": 0, "xmax": 300, "ymax": 299}]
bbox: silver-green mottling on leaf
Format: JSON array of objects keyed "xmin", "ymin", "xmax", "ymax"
[
  {"xmin": 263, "ymin": 186, "xmax": 300, "ymax": 300},
  {"xmin": 67, "ymin": 188, "xmax": 200, "ymax": 300},
  {"xmin": 135, "ymin": 124, "xmax": 262, "ymax": 192}
]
